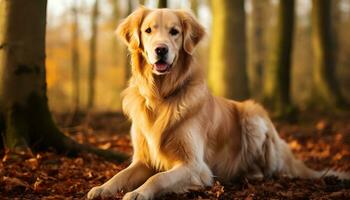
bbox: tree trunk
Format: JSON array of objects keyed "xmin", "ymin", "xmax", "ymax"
[
  {"xmin": 190, "ymin": 0, "xmax": 199, "ymax": 16},
  {"xmin": 0, "ymin": 1, "xmax": 4, "ymax": 149},
  {"xmin": 208, "ymin": 0, "xmax": 249, "ymax": 100},
  {"xmin": 111, "ymin": 0, "xmax": 120, "ymax": 21},
  {"xmin": 158, "ymin": 0, "xmax": 167, "ymax": 8},
  {"xmin": 0, "ymin": 112, "xmax": 3, "ymax": 150},
  {"xmin": 311, "ymin": 0, "xmax": 348, "ymax": 108},
  {"xmin": 0, "ymin": 1, "xmax": 4, "ymax": 39},
  {"xmin": 124, "ymin": 0, "xmax": 133, "ymax": 87},
  {"xmin": 87, "ymin": 0, "xmax": 99, "ymax": 110},
  {"xmin": 110, "ymin": 0, "xmax": 120, "ymax": 57},
  {"xmin": 248, "ymin": 0, "xmax": 269, "ymax": 99},
  {"xmin": 0, "ymin": 100, "xmax": 3, "ymax": 150},
  {"xmin": 0, "ymin": 0, "xmax": 4, "ymax": 95},
  {"xmin": 0, "ymin": 0, "xmax": 127, "ymax": 162},
  {"xmin": 263, "ymin": 0, "xmax": 295, "ymax": 117},
  {"xmin": 71, "ymin": 3, "xmax": 80, "ymax": 113}
]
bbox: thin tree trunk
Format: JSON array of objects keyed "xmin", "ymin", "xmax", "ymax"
[
  {"xmin": 71, "ymin": 3, "xmax": 80, "ymax": 113},
  {"xmin": 332, "ymin": 0, "xmax": 341, "ymax": 56},
  {"xmin": 139, "ymin": 0, "xmax": 146, "ymax": 5},
  {"xmin": 0, "ymin": 1, "xmax": 4, "ymax": 149},
  {"xmin": 209, "ymin": 0, "xmax": 249, "ymax": 100},
  {"xmin": 124, "ymin": 0, "xmax": 133, "ymax": 87},
  {"xmin": 0, "ymin": 1, "xmax": 4, "ymax": 39},
  {"xmin": 0, "ymin": 112, "xmax": 3, "ymax": 149},
  {"xmin": 263, "ymin": 0, "xmax": 295, "ymax": 117},
  {"xmin": 87, "ymin": 0, "xmax": 99, "ymax": 110},
  {"xmin": 248, "ymin": 0, "xmax": 269, "ymax": 99},
  {"xmin": 190, "ymin": 0, "xmax": 199, "ymax": 16},
  {"xmin": 110, "ymin": 0, "xmax": 120, "ymax": 56},
  {"xmin": 158, "ymin": 0, "xmax": 167, "ymax": 8},
  {"xmin": 111, "ymin": 0, "xmax": 120, "ymax": 21},
  {"xmin": 0, "ymin": 0, "xmax": 4, "ymax": 95},
  {"xmin": 311, "ymin": 0, "xmax": 347, "ymax": 108},
  {"xmin": 0, "ymin": 0, "xmax": 128, "ymax": 162}
]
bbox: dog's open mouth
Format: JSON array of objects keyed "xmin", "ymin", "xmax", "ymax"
[{"xmin": 154, "ymin": 60, "xmax": 171, "ymax": 74}]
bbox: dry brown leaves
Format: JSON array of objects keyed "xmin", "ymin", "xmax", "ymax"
[{"xmin": 1, "ymin": 113, "xmax": 350, "ymax": 199}]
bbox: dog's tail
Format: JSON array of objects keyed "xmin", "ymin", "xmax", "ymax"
[
  {"xmin": 237, "ymin": 100, "xmax": 350, "ymax": 180},
  {"xmin": 276, "ymin": 140, "xmax": 321, "ymax": 178},
  {"xmin": 276, "ymin": 139, "xmax": 350, "ymax": 180},
  {"xmin": 320, "ymin": 169, "xmax": 350, "ymax": 179}
]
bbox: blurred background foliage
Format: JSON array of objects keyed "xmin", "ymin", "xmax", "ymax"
[{"xmin": 5, "ymin": 0, "xmax": 349, "ymax": 115}]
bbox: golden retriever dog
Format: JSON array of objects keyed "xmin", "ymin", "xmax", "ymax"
[{"xmin": 88, "ymin": 7, "xmax": 348, "ymax": 200}]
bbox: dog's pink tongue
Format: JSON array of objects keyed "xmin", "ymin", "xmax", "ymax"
[{"xmin": 155, "ymin": 62, "xmax": 168, "ymax": 71}]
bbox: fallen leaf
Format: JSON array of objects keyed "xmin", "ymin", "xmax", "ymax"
[{"xmin": 3, "ymin": 176, "xmax": 31, "ymax": 191}]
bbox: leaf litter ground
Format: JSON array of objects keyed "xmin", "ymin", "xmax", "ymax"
[{"xmin": 1, "ymin": 112, "xmax": 350, "ymax": 199}]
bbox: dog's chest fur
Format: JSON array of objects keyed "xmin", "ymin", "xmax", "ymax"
[
  {"xmin": 123, "ymin": 74, "xmax": 207, "ymax": 171},
  {"xmin": 131, "ymin": 120, "xmax": 186, "ymax": 171},
  {"xmin": 125, "ymin": 95, "xmax": 187, "ymax": 171}
]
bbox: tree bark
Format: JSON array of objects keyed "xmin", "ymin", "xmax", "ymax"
[
  {"xmin": 248, "ymin": 0, "xmax": 269, "ymax": 99},
  {"xmin": 139, "ymin": 0, "xmax": 146, "ymax": 5},
  {"xmin": 0, "ymin": 0, "xmax": 128, "ymax": 162},
  {"xmin": 311, "ymin": 0, "xmax": 348, "ymax": 108},
  {"xmin": 124, "ymin": 0, "xmax": 133, "ymax": 87},
  {"xmin": 110, "ymin": 0, "xmax": 121, "ymax": 58},
  {"xmin": 0, "ymin": 108, "xmax": 5, "ymax": 149},
  {"xmin": 87, "ymin": 0, "xmax": 99, "ymax": 110},
  {"xmin": 263, "ymin": 0, "xmax": 295, "ymax": 117},
  {"xmin": 0, "ymin": 1, "xmax": 4, "ymax": 149},
  {"xmin": 208, "ymin": 0, "xmax": 249, "ymax": 100},
  {"xmin": 190, "ymin": 0, "xmax": 199, "ymax": 16},
  {"xmin": 71, "ymin": 2, "xmax": 80, "ymax": 113},
  {"xmin": 111, "ymin": 0, "xmax": 120, "ymax": 21},
  {"xmin": 158, "ymin": 0, "xmax": 167, "ymax": 8}
]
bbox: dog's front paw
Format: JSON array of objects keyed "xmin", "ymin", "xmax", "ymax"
[
  {"xmin": 87, "ymin": 185, "xmax": 116, "ymax": 199},
  {"xmin": 123, "ymin": 191, "xmax": 149, "ymax": 200}
]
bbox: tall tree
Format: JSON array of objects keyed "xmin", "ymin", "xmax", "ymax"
[
  {"xmin": 123, "ymin": 0, "xmax": 133, "ymax": 87},
  {"xmin": 263, "ymin": 0, "xmax": 295, "ymax": 117},
  {"xmin": 110, "ymin": 0, "xmax": 120, "ymax": 56},
  {"xmin": 311, "ymin": 0, "xmax": 347, "ymax": 108},
  {"xmin": 158, "ymin": 0, "xmax": 167, "ymax": 8},
  {"xmin": 0, "ymin": 0, "xmax": 127, "ymax": 161},
  {"xmin": 248, "ymin": 0, "xmax": 269, "ymax": 99},
  {"xmin": 110, "ymin": 0, "xmax": 120, "ymax": 21},
  {"xmin": 0, "ymin": 1, "xmax": 4, "ymax": 150},
  {"xmin": 87, "ymin": 0, "xmax": 99, "ymax": 110},
  {"xmin": 71, "ymin": 2, "xmax": 80, "ymax": 113},
  {"xmin": 0, "ymin": 1, "xmax": 4, "ymax": 78},
  {"xmin": 208, "ymin": 0, "xmax": 249, "ymax": 100},
  {"xmin": 0, "ymin": 2, "xmax": 4, "ymax": 42},
  {"xmin": 190, "ymin": 0, "xmax": 199, "ymax": 16}
]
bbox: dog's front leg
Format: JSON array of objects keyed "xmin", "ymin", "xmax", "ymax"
[
  {"xmin": 123, "ymin": 163, "xmax": 212, "ymax": 200},
  {"xmin": 87, "ymin": 161, "xmax": 154, "ymax": 199}
]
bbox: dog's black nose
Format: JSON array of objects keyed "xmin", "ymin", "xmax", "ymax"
[{"xmin": 155, "ymin": 46, "xmax": 168, "ymax": 57}]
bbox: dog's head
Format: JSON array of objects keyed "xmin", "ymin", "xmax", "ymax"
[{"xmin": 116, "ymin": 7, "xmax": 205, "ymax": 75}]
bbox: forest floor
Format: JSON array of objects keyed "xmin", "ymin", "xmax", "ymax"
[{"xmin": 1, "ymin": 112, "xmax": 350, "ymax": 199}]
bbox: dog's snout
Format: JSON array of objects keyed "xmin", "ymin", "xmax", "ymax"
[{"xmin": 155, "ymin": 45, "xmax": 168, "ymax": 57}]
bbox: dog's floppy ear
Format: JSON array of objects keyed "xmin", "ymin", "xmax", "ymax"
[
  {"xmin": 116, "ymin": 7, "xmax": 149, "ymax": 50},
  {"xmin": 177, "ymin": 10, "xmax": 205, "ymax": 55}
]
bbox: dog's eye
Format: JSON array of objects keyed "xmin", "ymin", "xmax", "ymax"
[
  {"xmin": 169, "ymin": 28, "xmax": 179, "ymax": 36},
  {"xmin": 145, "ymin": 27, "xmax": 152, "ymax": 34}
]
